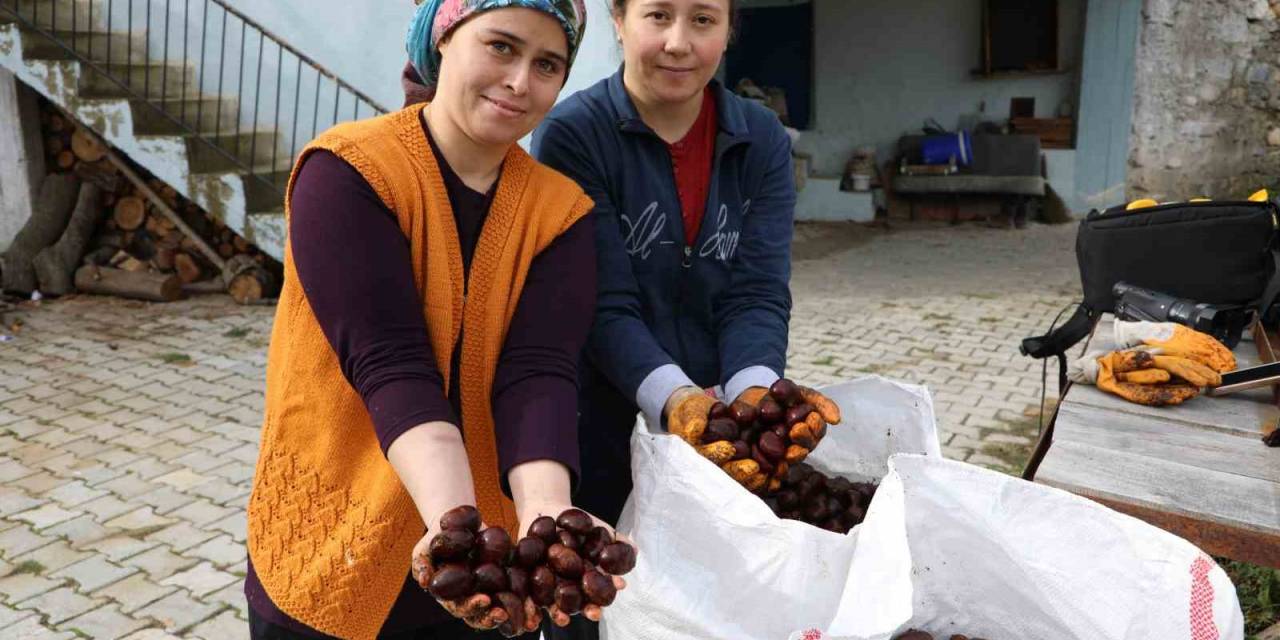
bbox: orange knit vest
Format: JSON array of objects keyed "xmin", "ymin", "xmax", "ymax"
[{"xmin": 247, "ymin": 104, "xmax": 592, "ymax": 640}]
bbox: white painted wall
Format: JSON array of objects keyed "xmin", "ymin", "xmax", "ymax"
[
  {"xmin": 794, "ymin": 0, "xmax": 1086, "ymax": 176},
  {"xmin": 75, "ymin": 0, "xmax": 620, "ymax": 160},
  {"xmin": 0, "ymin": 67, "xmax": 45, "ymax": 253},
  {"xmin": 205, "ymin": 0, "xmax": 620, "ymax": 121}
]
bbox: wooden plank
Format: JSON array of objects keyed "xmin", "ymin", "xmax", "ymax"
[
  {"xmin": 1036, "ymin": 440, "xmax": 1280, "ymax": 568},
  {"xmin": 1065, "ymin": 318, "xmax": 1279, "ymax": 437},
  {"xmin": 1054, "ymin": 402, "xmax": 1280, "ymax": 483},
  {"xmin": 1066, "ymin": 383, "xmax": 1274, "ymax": 438}
]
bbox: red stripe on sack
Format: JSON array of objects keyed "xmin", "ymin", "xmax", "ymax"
[{"xmin": 1189, "ymin": 555, "xmax": 1220, "ymax": 640}]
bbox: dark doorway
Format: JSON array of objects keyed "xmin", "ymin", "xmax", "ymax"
[{"xmin": 724, "ymin": 1, "xmax": 813, "ymax": 129}]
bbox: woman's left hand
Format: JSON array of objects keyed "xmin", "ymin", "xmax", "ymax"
[{"xmin": 516, "ymin": 501, "xmax": 632, "ymax": 626}]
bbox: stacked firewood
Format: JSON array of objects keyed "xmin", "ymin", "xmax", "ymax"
[{"xmin": 0, "ymin": 100, "xmax": 280, "ymax": 304}]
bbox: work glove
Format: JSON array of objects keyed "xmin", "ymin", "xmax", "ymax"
[
  {"xmin": 665, "ymin": 387, "xmax": 718, "ymax": 447},
  {"xmin": 731, "ymin": 384, "xmax": 843, "ymax": 491},
  {"xmin": 1113, "ymin": 320, "xmax": 1236, "ymax": 373},
  {"xmin": 1069, "ymin": 347, "xmax": 1221, "ymax": 406}
]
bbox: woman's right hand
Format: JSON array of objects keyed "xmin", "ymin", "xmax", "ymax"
[{"xmin": 411, "ymin": 524, "xmax": 510, "ymax": 631}]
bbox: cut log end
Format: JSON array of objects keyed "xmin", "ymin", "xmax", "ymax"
[
  {"xmin": 173, "ymin": 252, "xmax": 202, "ymax": 284},
  {"xmin": 71, "ymin": 128, "xmax": 106, "ymax": 163},
  {"xmin": 228, "ymin": 267, "xmax": 277, "ymax": 305},
  {"xmin": 113, "ymin": 196, "xmax": 146, "ymax": 231}
]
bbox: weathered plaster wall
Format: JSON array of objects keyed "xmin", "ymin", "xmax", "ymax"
[{"xmin": 1128, "ymin": 0, "xmax": 1280, "ymax": 199}]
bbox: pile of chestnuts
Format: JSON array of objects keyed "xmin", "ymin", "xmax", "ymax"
[{"xmin": 423, "ymin": 506, "xmax": 636, "ymax": 636}]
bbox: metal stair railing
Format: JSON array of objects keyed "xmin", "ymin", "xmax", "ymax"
[{"xmin": 0, "ymin": 0, "xmax": 389, "ymax": 203}]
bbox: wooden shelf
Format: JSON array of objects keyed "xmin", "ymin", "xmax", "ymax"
[{"xmin": 970, "ymin": 68, "xmax": 1072, "ymax": 80}]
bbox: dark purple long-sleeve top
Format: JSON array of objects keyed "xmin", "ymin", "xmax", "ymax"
[{"xmin": 245, "ymin": 119, "xmax": 597, "ymax": 636}]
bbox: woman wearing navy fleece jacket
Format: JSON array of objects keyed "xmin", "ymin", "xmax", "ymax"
[{"xmin": 528, "ymin": 0, "xmax": 807, "ymax": 531}]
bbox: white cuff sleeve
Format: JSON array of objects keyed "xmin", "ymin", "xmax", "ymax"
[
  {"xmin": 636, "ymin": 364, "xmax": 696, "ymax": 431},
  {"xmin": 724, "ymin": 366, "xmax": 781, "ymax": 405}
]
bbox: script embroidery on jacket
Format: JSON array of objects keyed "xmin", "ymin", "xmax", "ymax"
[
  {"xmin": 699, "ymin": 200, "xmax": 749, "ymax": 262},
  {"xmin": 622, "ymin": 201, "xmax": 667, "ymax": 260}
]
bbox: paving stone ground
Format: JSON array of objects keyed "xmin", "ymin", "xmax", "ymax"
[{"xmin": 0, "ymin": 220, "xmax": 1078, "ymax": 637}]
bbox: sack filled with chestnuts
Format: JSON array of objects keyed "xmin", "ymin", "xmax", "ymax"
[
  {"xmin": 602, "ymin": 378, "xmax": 943, "ymax": 640},
  {"xmin": 415, "ymin": 506, "xmax": 636, "ymax": 637}
]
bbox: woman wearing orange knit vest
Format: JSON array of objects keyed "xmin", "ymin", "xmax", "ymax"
[{"xmin": 244, "ymin": 1, "xmax": 629, "ymax": 638}]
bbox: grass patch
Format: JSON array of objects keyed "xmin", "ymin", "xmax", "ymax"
[
  {"xmin": 977, "ymin": 404, "xmax": 1051, "ymax": 474},
  {"xmin": 811, "ymin": 356, "xmax": 836, "ymax": 366},
  {"xmin": 1221, "ymin": 558, "xmax": 1280, "ymax": 637},
  {"xmin": 922, "ymin": 312, "xmax": 955, "ymax": 322},
  {"xmin": 979, "ymin": 316, "xmax": 1001, "ymax": 324},
  {"xmin": 10, "ymin": 560, "xmax": 45, "ymax": 576},
  {"xmin": 1235, "ymin": 563, "xmax": 1280, "ymax": 637},
  {"xmin": 156, "ymin": 352, "xmax": 193, "ymax": 366},
  {"xmin": 125, "ymin": 523, "xmax": 174, "ymax": 540},
  {"xmin": 223, "ymin": 327, "xmax": 251, "ymax": 339},
  {"xmin": 855, "ymin": 362, "xmax": 894, "ymax": 376}
]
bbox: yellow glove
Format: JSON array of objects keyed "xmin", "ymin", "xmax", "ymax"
[
  {"xmin": 1077, "ymin": 348, "xmax": 1218, "ymax": 406},
  {"xmin": 1113, "ymin": 321, "xmax": 1236, "ymax": 373},
  {"xmin": 665, "ymin": 388, "xmax": 718, "ymax": 446}
]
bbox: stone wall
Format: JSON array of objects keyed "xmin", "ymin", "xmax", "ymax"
[{"xmin": 1128, "ymin": 0, "xmax": 1280, "ymax": 199}]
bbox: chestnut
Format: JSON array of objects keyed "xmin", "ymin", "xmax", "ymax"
[
  {"xmin": 494, "ymin": 591, "xmax": 525, "ymax": 637},
  {"xmin": 751, "ymin": 446, "xmax": 775, "ymax": 477},
  {"xmin": 528, "ymin": 515, "xmax": 558, "ymax": 545},
  {"xmin": 506, "ymin": 566, "xmax": 530, "ymax": 600},
  {"xmin": 704, "ymin": 417, "xmax": 740, "ymax": 443},
  {"xmin": 515, "ymin": 536, "xmax": 547, "ymax": 568},
  {"xmin": 804, "ymin": 499, "xmax": 829, "ymax": 522},
  {"xmin": 784, "ymin": 403, "xmax": 815, "ymax": 427},
  {"xmin": 439, "ymin": 505, "xmax": 481, "ymax": 533},
  {"xmin": 547, "ymin": 543, "xmax": 585, "ymax": 578},
  {"xmin": 769, "ymin": 379, "xmax": 802, "ymax": 406},
  {"xmin": 772, "ymin": 424, "xmax": 790, "ymax": 440},
  {"xmin": 776, "ymin": 489, "xmax": 800, "ymax": 510},
  {"xmin": 473, "ymin": 563, "xmax": 508, "ymax": 594},
  {"xmin": 728, "ymin": 401, "xmax": 758, "ymax": 427},
  {"xmin": 554, "ymin": 581, "xmax": 584, "ymax": 615},
  {"xmin": 730, "ymin": 440, "xmax": 751, "ymax": 461},
  {"xmin": 758, "ymin": 431, "xmax": 786, "ymax": 463},
  {"xmin": 556, "ymin": 508, "xmax": 594, "ymax": 536},
  {"xmin": 742, "ymin": 426, "xmax": 763, "ymax": 446},
  {"xmin": 597, "ymin": 542, "xmax": 636, "ymax": 575},
  {"xmin": 894, "ymin": 632, "xmax": 934, "ymax": 640},
  {"xmin": 428, "ymin": 529, "xmax": 474, "ymax": 562},
  {"xmin": 476, "ymin": 527, "xmax": 512, "ymax": 565},
  {"xmin": 758, "ymin": 396, "xmax": 784, "ymax": 424},
  {"xmin": 708, "ymin": 401, "xmax": 730, "ymax": 420},
  {"xmin": 558, "ymin": 529, "xmax": 582, "ymax": 551},
  {"xmin": 581, "ymin": 569, "xmax": 617, "ymax": 606},
  {"xmin": 531, "ymin": 566, "xmax": 557, "ymax": 606},
  {"xmin": 427, "ymin": 563, "xmax": 475, "ymax": 600},
  {"xmin": 582, "ymin": 526, "xmax": 612, "ymax": 563},
  {"xmin": 846, "ymin": 503, "xmax": 866, "ymax": 524}
]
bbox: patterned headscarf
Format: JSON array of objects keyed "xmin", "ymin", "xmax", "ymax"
[{"xmin": 406, "ymin": 0, "xmax": 587, "ymax": 100}]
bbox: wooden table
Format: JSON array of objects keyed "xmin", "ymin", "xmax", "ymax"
[{"xmin": 1025, "ymin": 315, "xmax": 1280, "ymax": 568}]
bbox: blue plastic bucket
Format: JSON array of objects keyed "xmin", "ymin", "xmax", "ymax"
[{"xmin": 921, "ymin": 131, "xmax": 973, "ymax": 166}]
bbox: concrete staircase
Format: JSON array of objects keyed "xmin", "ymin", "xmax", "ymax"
[{"xmin": 0, "ymin": 0, "xmax": 387, "ymax": 261}]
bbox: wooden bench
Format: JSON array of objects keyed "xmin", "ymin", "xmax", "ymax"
[{"xmin": 1024, "ymin": 315, "xmax": 1280, "ymax": 568}]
